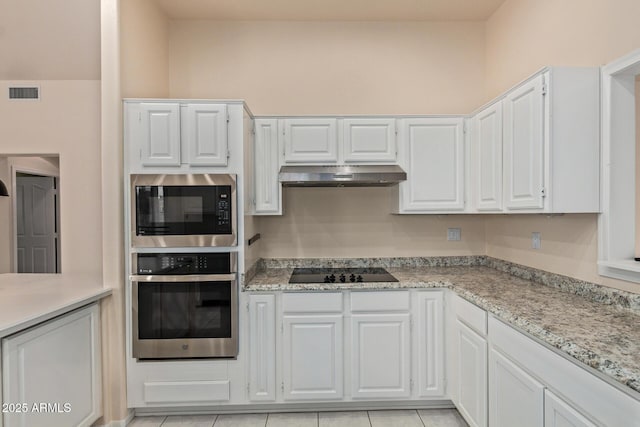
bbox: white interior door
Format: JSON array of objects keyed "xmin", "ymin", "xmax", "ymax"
[{"xmin": 16, "ymin": 175, "xmax": 58, "ymax": 273}]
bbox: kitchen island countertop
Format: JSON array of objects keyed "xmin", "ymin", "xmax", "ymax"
[
  {"xmin": 0, "ymin": 273, "xmax": 112, "ymax": 339},
  {"xmin": 245, "ymin": 258, "xmax": 640, "ymax": 397}
]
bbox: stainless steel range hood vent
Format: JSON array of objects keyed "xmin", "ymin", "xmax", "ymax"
[{"xmin": 279, "ymin": 165, "xmax": 407, "ymax": 187}]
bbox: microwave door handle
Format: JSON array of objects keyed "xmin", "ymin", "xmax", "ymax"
[{"xmin": 130, "ymin": 274, "xmax": 237, "ymax": 282}]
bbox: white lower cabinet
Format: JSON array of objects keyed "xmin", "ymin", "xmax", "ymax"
[
  {"xmin": 282, "ymin": 314, "xmax": 343, "ymax": 400},
  {"xmin": 489, "ymin": 348, "xmax": 545, "ymax": 427},
  {"xmin": 456, "ymin": 321, "xmax": 487, "ymax": 427},
  {"xmin": 545, "ymin": 390, "xmax": 597, "ymax": 427},
  {"xmin": 2, "ymin": 304, "xmax": 101, "ymax": 427},
  {"xmin": 415, "ymin": 291, "xmax": 444, "ymax": 397},
  {"xmin": 248, "ymin": 294, "xmax": 276, "ymax": 401},
  {"xmin": 351, "ymin": 313, "xmax": 411, "ymax": 399}
]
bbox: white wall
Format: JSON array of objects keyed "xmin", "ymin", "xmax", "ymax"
[
  {"xmin": 484, "ymin": 0, "xmax": 640, "ymax": 292},
  {"xmin": 0, "ymin": 81, "xmax": 102, "ymax": 277},
  {"xmin": 0, "ymin": 0, "xmax": 100, "ymax": 80},
  {"xmin": 168, "ymin": 19, "xmax": 488, "ymax": 259}
]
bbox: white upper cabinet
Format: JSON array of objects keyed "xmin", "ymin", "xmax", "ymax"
[
  {"xmin": 503, "ymin": 75, "xmax": 545, "ymax": 210},
  {"xmin": 342, "ymin": 118, "xmax": 397, "ymax": 163},
  {"xmin": 139, "ymin": 103, "xmax": 181, "ymax": 167},
  {"xmin": 184, "ymin": 104, "xmax": 228, "ymax": 166},
  {"xmin": 472, "ymin": 102, "xmax": 503, "ymax": 211},
  {"xmin": 282, "ymin": 118, "xmax": 338, "ymax": 163},
  {"xmin": 126, "ymin": 100, "xmax": 235, "ymax": 171},
  {"xmin": 468, "ymin": 67, "xmax": 599, "ymax": 213},
  {"xmin": 254, "ymin": 119, "xmax": 281, "ymax": 214},
  {"xmin": 397, "ymin": 117, "xmax": 465, "ymax": 212}
]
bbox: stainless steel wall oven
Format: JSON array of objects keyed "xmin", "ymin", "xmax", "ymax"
[
  {"xmin": 131, "ymin": 174, "xmax": 237, "ymax": 248},
  {"xmin": 131, "ymin": 252, "xmax": 238, "ymax": 359}
]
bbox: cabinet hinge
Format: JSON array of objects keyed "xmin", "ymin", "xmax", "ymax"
[
  {"xmin": 541, "ymin": 187, "xmax": 547, "ymax": 198},
  {"xmin": 463, "ymin": 122, "xmax": 467, "ymax": 134},
  {"xmin": 281, "ymin": 322, "xmax": 284, "ymax": 333},
  {"xmin": 281, "ymin": 382, "xmax": 285, "ymax": 393},
  {"xmin": 227, "ymin": 114, "xmax": 230, "ymax": 124},
  {"xmin": 542, "ymin": 75, "xmax": 547, "ymax": 96},
  {"xmin": 246, "ymin": 301, "xmax": 250, "ymax": 311},
  {"xmin": 247, "ymin": 382, "xmax": 250, "ymax": 393},
  {"xmin": 227, "ymin": 150, "xmax": 231, "ymax": 159}
]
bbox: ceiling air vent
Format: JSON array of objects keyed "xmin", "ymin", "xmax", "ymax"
[{"xmin": 8, "ymin": 86, "xmax": 40, "ymax": 100}]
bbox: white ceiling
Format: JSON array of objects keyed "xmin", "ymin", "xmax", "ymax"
[{"xmin": 154, "ymin": 0, "xmax": 508, "ymax": 21}]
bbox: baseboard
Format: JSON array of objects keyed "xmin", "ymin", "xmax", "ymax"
[
  {"xmin": 93, "ymin": 409, "xmax": 134, "ymax": 427},
  {"xmin": 133, "ymin": 399, "xmax": 455, "ymax": 416}
]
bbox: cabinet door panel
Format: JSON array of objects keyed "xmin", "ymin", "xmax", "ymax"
[
  {"xmin": 254, "ymin": 119, "xmax": 281, "ymax": 214},
  {"xmin": 185, "ymin": 104, "xmax": 228, "ymax": 166},
  {"xmin": 248, "ymin": 294, "xmax": 276, "ymax": 401},
  {"xmin": 400, "ymin": 118, "xmax": 465, "ymax": 211},
  {"xmin": 282, "ymin": 315, "xmax": 343, "ymax": 400},
  {"xmin": 489, "ymin": 348, "xmax": 544, "ymax": 427},
  {"xmin": 503, "ymin": 76, "xmax": 544, "ymax": 210},
  {"xmin": 545, "ymin": 390, "xmax": 597, "ymax": 427},
  {"xmin": 473, "ymin": 102, "xmax": 503, "ymax": 211},
  {"xmin": 283, "ymin": 119, "xmax": 337, "ymax": 163},
  {"xmin": 140, "ymin": 103, "xmax": 181, "ymax": 166},
  {"xmin": 351, "ymin": 314, "xmax": 410, "ymax": 399},
  {"xmin": 457, "ymin": 321, "xmax": 487, "ymax": 427},
  {"xmin": 343, "ymin": 118, "xmax": 396, "ymax": 163},
  {"xmin": 416, "ymin": 292, "xmax": 444, "ymax": 397},
  {"xmin": 2, "ymin": 304, "xmax": 101, "ymax": 427}
]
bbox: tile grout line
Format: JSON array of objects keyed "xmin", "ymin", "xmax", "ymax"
[
  {"xmin": 367, "ymin": 410, "xmax": 373, "ymax": 427},
  {"xmin": 265, "ymin": 412, "xmax": 269, "ymax": 427},
  {"xmin": 415, "ymin": 409, "xmax": 427, "ymax": 427}
]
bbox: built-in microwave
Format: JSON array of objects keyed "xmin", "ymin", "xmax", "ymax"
[
  {"xmin": 131, "ymin": 252, "xmax": 238, "ymax": 359},
  {"xmin": 131, "ymin": 174, "xmax": 236, "ymax": 248}
]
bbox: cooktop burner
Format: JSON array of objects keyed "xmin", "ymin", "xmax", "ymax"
[{"xmin": 289, "ymin": 267, "xmax": 398, "ymax": 284}]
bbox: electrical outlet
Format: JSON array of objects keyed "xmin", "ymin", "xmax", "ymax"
[
  {"xmin": 532, "ymin": 232, "xmax": 541, "ymax": 249},
  {"xmin": 447, "ymin": 228, "xmax": 461, "ymax": 241}
]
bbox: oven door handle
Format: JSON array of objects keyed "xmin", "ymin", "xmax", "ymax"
[{"xmin": 130, "ymin": 274, "xmax": 237, "ymax": 282}]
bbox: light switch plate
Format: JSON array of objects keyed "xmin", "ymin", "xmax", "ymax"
[
  {"xmin": 532, "ymin": 232, "xmax": 541, "ymax": 249},
  {"xmin": 447, "ymin": 228, "xmax": 461, "ymax": 241}
]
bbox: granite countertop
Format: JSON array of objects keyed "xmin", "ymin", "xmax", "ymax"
[
  {"xmin": 0, "ymin": 273, "xmax": 112, "ymax": 339},
  {"xmin": 245, "ymin": 258, "xmax": 640, "ymax": 396}
]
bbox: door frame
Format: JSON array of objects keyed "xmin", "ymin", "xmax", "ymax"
[{"xmin": 11, "ymin": 165, "xmax": 60, "ymax": 273}]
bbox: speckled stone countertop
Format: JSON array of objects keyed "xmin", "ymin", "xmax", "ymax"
[{"xmin": 245, "ymin": 257, "xmax": 640, "ymax": 396}]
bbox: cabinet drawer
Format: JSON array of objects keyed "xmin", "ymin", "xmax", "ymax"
[
  {"xmin": 454, "ymin": 294, "xmax": 487, "ymax": 336},
  {"xmin": 282, "ymin": 292, "xmax": 343, "ymax": 313},
  {"xmin": 351, "ymin": 291, "xmax": 410, "ymax": 312},
  {"xmin": 144, "ymin": 380, "xmax": 229, "ymax": 404}
]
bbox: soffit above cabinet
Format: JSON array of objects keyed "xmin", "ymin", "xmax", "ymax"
[{"xmin": 153, "ymin": 0, "xmax": 507, "ymax": 21}]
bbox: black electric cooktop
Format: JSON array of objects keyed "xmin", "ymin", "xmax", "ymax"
[{"xmin": 289, "ymin": 267, "xmax": 398, "ymax": 284}]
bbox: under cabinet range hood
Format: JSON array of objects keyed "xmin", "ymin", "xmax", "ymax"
[{"xmin": 279, "ymin": 165, "xmax": 407, "ymax": 187}]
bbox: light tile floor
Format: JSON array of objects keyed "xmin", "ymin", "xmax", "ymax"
[{"xmin": 129, "ymin": 409, "xmax": 468, "ymax": 427}]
